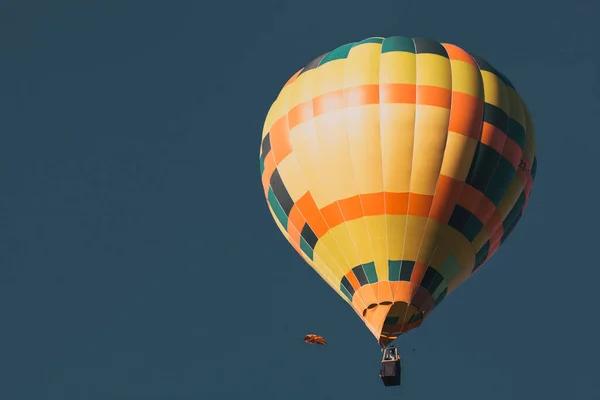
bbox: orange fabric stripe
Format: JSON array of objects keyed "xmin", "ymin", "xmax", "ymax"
[
  {"xmin": 389, "ymin": 281, "xmax": 412, "ymax": 303},
  {"xmin": 346, "ymin": 85, "xmax": 380, "ymax": 107},
  {"xmin": 353, "ymin": 284, "xmax": 378, "ymax": 307},
  {"xmin": 384, "ymin": 192, "xmax": 409, "ymax": 214},
  {"xmin": 337, "ymin": 196, "xmax": 364, "ymax": 220},
  {"xmin": 269, "ymin": 116, "xmax": 293, "ymax": 165},
  {"xmin": 346, "ymin": 271, "xmax": 361, "ymax": 291},
  {"xmin": 459, "ymin": 184, "xmax": 505, "ymax": 241},
  {"xmin": 410, "ymin": 262, "xmax": 428, "ymax": 288},
  {"xmin": 430, "ymin": 175, "xmax": 465, "ymax": 223},
  {"xmin": 280, "ymin": 84, "xmax": 472, "ymax": 132},
  {"xmin": 448, "ymin": 91, "xmax": 484, "ymax": 139},
  {"xmin": 381, "ymin": 83, "xmax": 416, "ymax": 104},
  {"xmin": 487, "ymin": 211, "xmax": 504, "ymax": 238},
  {"xmin": 407, "ymin": 193, "xmax": 434, "ymax": 217},
  {"xmin": 313, "ymin": 89, "xmax": 344, "ymax": 116},
  {"xmin": 489, "ymin": 227, "xmax": 503, "ymax": 248},
  {"xmin": 295, "ymin": 192, "xmax": 329, "ymax": 238},
  {"xmin": 305, "ymin": 187, "xmax": 513, "ymax": 241},
  {"xmin": 417, "ymin": 85, "xmax": 452, "ymax": 109},
  {"xmin": 362, "ymin": 192, "xmax": 385, "ymax": 216},
  {"xmin": 313, "ymin": 192, "xmax": 435, "ymax": 233},
  {"xmin": 287, "ymin": 221, "xmax": 303, "ymax": 255},
  {"xmin": 261, "ymin": 152, "xmax": 277, "ymax": 197},
  {"xmin": 288, "ymin": 101, "xmax": 313, "ymax": 132},
  {"xmin": 442, "ymin": 43, "xmax": 478, "ymax": 66},
  {"xmin": 458, "ymin": 184, "xmax": 483, "ymax": 213},
  {"xmin": 321, "ymin": 202, "xmax": 345, "ymax": 228},
  {"xmin": 480, "ymin": 122, "xmax": 507, "ymax": 156},
  {"xmin": 377, "ymin": 281, "xmax": 393, "ymax": 300},
  {"xmin": 287, "ymin": 205, "xmax": 305, "ymax": 247},
  {"xmin": 472, "ymin": 191, "xmax": 497, "ymax": 225},
  {"xmin": 284, "ymin": 69, "xmax": 302, "ymax": 87}
]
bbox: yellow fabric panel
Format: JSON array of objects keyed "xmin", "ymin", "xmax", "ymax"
[
  {"xmin": 415, "ymin": 220, "xmax": 444, "ymax": 267},
  {"xmin": 415, "ymin": 54, "xmax": 452, "ymax": 89},
  {"xmin": 288, "ymin": 68, "xmax": 318, "ymax": 108},
  {"xmin": 385, "ymin": 215, "xmax": 407, "ymax": 261},
  {"xmin": 481, "ymin": 71, "xmax": 510, "ymax": 114},
  {"xmin": 346, "ymin": 105, "xmax": 384, "ymax": 194},
  {"xmin": 313, "ymin": 223, "xmax": 354, "ymax": 279},
  {"xmin": 448, "ymin": 60, "xmax": 484, "ymax": 99},
  {"xmin": 379, "ymin": 52, "xmax": 416, "ymax": 85},
  {"xmin": 262, "ymin": 82, "xmax": 292, "ymax": 139},
  {"xmin": 312, "ymin": 252, "xmax": 348, "ymax": 301},
  {"xmin": 276, "ymin": 154, "xmax": 308, "ymax": 202},
  {"xmin": 364, "ymin": 215, "xmax": 390, "ymax": 283},
  {"xmin": 333, "ymin": 218, "xmax": 373, "ymax": 268},
  {"xmin": 401, "ymin": 217, "xmax": 428, "ymax": 263},
  {"xmin": 289, "ymin": 121, "xmax": 334, "ymax": 209},
  {"xmin": 313, "ymin": 110, "xmax": 357, "ymax": 201},
  {"xmin": 380, "ymin": 103, "xmax": 416, "ymax": 193},
  {"xmin": 344, "ymin": 43, "xmax": 383, "ymax": 86},
  {"xmin": 313, "ymin": 241, "xmax": 342, "ymax": 277},
  {"xmin": 410, "ymin": 106, "xmax": 451, "ymax": 195},
  {"xmin": 429, "ymin": 223, "xmax": 475, "ymax": 290},
  {"xmin": 314, "ymin": 59, "xmax": 346, "ymax": 96},
  {"xmin": 439, "ymin": 131, "xmax": 478, "ymax": 181}
]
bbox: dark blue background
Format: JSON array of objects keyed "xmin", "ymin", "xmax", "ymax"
[{"xmin": 2, "ymin": 1, "xmax": 598, "ymax": 398}]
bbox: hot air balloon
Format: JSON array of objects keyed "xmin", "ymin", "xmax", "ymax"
[{"xmin": 259, "ymin": 36, "xmax": 537, "ymax": 385}]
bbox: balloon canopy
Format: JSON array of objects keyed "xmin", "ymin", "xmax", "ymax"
[{"xmin": 259, "ymin": 36, "xmax": 537, "ymax": 346}]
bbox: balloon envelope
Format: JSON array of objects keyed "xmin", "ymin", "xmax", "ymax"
[{"xmin": 259, "ymin": 36, "xmax": 537, "ymax": 345}]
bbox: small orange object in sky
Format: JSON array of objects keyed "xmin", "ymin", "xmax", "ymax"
[{"xmin": 303, "ymin": 334, "xmax": 327, "ymax": 345}]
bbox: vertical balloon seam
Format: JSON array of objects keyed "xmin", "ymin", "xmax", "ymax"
[
  {"xmin": 399, "ymin": 39, "xmax": 450, "ymax": 332},
  {"xmin": 398, "ymin": 36, "xmax": 420, "ymax": 336},
  {"xmin": 378, "ymin": 37, "xmax": 396, "ymax": 319},
  {"xmin": 346, "ymin": 40, "xmax": 380, "ymax": 311},
  {"xmin": 338, "ymin": 40, "xmax": 380, "ymax": 314},
  {"xmin": 409, "ymin": 40, "xmax": 453, "ymax": 325},
  {"xmin": 366, "ymin": 38, "xmax": 387, "ymax": 311}
]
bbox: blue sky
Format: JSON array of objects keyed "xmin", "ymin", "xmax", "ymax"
[{"xmin": 1, "ymin": 1, "xmax": 599, "ymax": 399}]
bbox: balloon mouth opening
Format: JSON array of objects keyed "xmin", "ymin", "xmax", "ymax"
[{"xmin": 361, "ymin": 301, "xmax": 425, "ymax": 345}]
